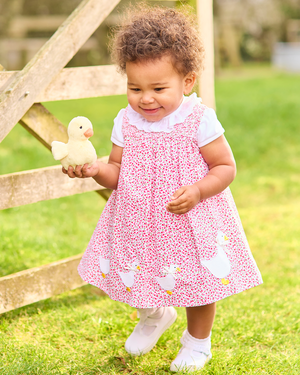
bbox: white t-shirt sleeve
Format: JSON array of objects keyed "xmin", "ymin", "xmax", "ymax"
[
  {"xmin": 111, "ymin": 108, "xmax": 125, "ymax": 147},
  {"xmin": 197, "ymin": 107, "xmax": 225, "ymax": 147}
]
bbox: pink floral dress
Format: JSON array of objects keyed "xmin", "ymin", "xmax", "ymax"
[{"xmin": 78, "ymin": 95, "xmax": 262, "ymax": 308}]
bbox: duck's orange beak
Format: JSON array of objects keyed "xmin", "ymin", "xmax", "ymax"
[{"xmin": 84, "ymin": 128, "xmax": 93, "ymax": 138}]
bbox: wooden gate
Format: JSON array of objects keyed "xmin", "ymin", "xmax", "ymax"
[{"xmin": 0, "ymin": 0, "xmax": 215, "ymax": 314}]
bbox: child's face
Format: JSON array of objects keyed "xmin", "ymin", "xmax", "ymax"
[{"xmin": 126, "ymin": 55, "xmax": 196, "ymax": 122}]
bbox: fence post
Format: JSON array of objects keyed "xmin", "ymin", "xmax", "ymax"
[{"xmin": 197, "ymin": 0, "xmax": 216, "ymax": 110}]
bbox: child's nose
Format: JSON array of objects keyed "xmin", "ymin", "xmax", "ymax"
[{"xmin": 140, "ymin": 93, "xmax": 154, "ymax": 104}]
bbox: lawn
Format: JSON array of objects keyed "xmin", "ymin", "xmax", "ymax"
[{"xmin": 0, "ymin": 65, "xmax": 300, "ymax": 374}]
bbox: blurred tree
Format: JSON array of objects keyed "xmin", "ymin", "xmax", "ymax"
[
  {"xmin": 213, "ymin": 0, "xmax": 300, "ymax": 65},
  {"xmin": 3, "ymin": 0, "xmax": 298, "ymax": 68},
  {"xmin": 0, "ymin": 0, "xmax": 25, "ymax": 36},
  {"xmin": 22, "ymin": 0, "xmax": 81, "ymax": 15}
]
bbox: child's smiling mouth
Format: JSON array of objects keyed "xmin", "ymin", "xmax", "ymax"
[{"xmin": 140, "ymin": 107, "xmax": 162, "ymax": 115}]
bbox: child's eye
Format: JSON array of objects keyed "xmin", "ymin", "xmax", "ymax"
[
  {"xmin": 130, "ymin": 88, "xmax": 140, "ymax": 92},
  {"xmin": 154, "ymin": 88, "xmax": 164, "ymax": 92}
]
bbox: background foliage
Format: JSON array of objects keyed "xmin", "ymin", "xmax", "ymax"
[{"xmin": 1, "ymin": 0, "xmax": 300, "ymax": 68}]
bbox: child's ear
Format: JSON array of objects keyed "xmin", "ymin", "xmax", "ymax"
[{"xmin": 183, "ymin": 72, "xmax": 197, "ymax": 95}]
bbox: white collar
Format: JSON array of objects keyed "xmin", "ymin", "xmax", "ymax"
[{"xmin": 127, "ymin": 93, "xmax": 201, "ymax": 133}]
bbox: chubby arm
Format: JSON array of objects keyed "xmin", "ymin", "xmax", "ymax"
[
  {"xmin": 63, "ymin": 143, "xmax": 123, "ymax": 190},
  {"xmin": 166, "ymin": 135, "xmax": 236, "ymax": 214}
]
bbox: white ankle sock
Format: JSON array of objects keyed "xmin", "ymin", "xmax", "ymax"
[{"xmin": 182, "ymin": 330, "xmax": 211, "ymax": 355}]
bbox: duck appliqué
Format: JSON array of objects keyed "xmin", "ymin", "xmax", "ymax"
[
  {"xmin": 156, "ymin": 264, "xmax": 181, "ymax": 295},
  {"xmin": 118, "ymin": 262, "xmax": 141, "ymax": 292},
  {"xmin": 99, "ymin": 256, "xmax": 110, "ymax": 279},
  {"xmin": 201, "ymin": 231, "xmax": 231, "ymax": 285}
]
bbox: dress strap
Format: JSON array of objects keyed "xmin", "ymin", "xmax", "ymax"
[
  {"xmin": 172, "ymin": 103, "xmax": 208, "ymax": 140},
  {"xmin": 121, "ymin": 107, "xmax": 132, "ymax": 139}
]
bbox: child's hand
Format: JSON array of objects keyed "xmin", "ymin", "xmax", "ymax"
[
  {"xmin": 166, "ymin": 184, "xmax": 201, "ymax": 214},
  {"xmin": 62, "ymin": 161, "xmax": 100, "ymax": 179}
]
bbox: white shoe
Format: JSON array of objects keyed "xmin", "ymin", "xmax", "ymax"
[
  {"xmin": 170, "ymin": 330, "xmax": 212, "ymax": 372},
  {"xmin": 125, "ymin": 306, "xmax": 177, "ymax": 355}
]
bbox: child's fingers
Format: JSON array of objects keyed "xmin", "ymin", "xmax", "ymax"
[
  {"xmin": 74, "ymin": 165, "xmax": 83, "ymax": 177},
  {"xmin": 82, "ymin": 162, "xmax": 99, "ymax": 178},
  {"xmin": 82, "ymin": 163, "xmax": 89, "ymax": 173},
  {"xmin": 168, "ymin": 195, "xmax": 186, "ymax": 208},
  {"xmin": 66, "ymin": 166, "xmax": 76, "ymax": 178},
  {"xmin": 66, "ymin": 165, "xmax": 85, "ymax": 178},
  {"xmin": 167, "ymin": 202, "xmax": 189, "ymax": 214},
  {"xmin": 167, "ymin": 188, "xmax": 186, "ymax": 210},
  {"xmin": 166, "ymin": 185, "xmax": 200, "ymax": 214},
  {"xmin": 170, "ymin": 187, "xmax": 186, "ymax": 201},
  {"xmin": 65, "ymin": 164, "xmax": 95, "ymax": 179},
  {"xmin": 81, "ymin": 163, "xmax": 91, "ymax": 177}
]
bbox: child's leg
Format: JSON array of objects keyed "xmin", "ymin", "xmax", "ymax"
[
  {"xmin": 170, "ymin": 302, "xmax": 216, "ymax": 372},
  {"xmin": 186, "ymin": 302, "xmax": 216, "ymax": 339}
]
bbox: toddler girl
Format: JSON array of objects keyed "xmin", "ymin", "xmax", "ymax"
[{"xmin": 63, "ymin": 6, "xmax": 262, "ymax": 372}]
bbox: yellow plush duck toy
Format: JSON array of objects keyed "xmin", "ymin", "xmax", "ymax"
[{"xmin": 51, "ymin": 116, "xmax": 97, "ymax": 170}]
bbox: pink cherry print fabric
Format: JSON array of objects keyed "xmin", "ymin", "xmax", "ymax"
[{"xmin": 78, "ymin": 103, "xmax": 262, "ymax": 308}]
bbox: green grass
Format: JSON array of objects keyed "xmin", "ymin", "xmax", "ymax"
[{"xmin": 1, "ymin": 65, "xmax": 300, "ymax": 374}]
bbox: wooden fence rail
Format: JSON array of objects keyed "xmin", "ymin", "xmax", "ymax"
[
  {"xmin": 0, "ymin": 65, "xmax": 127, "ymax": 102},
  {"xmin": 0, "ymin": 157, "xmax": 109, "ymax": 210},
  {"xmin": 0, "ymin": 254, "xmax": 87, "ymax": 314}
]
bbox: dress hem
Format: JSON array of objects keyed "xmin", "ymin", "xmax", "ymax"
[{"xmin": 78, "ymin": 270, "xmax": 263, "ymax": 309}]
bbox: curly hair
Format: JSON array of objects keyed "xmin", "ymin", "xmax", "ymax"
[{"xmin": 110, "ymin": 4, "xmax": 205, "ymax": 76}]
